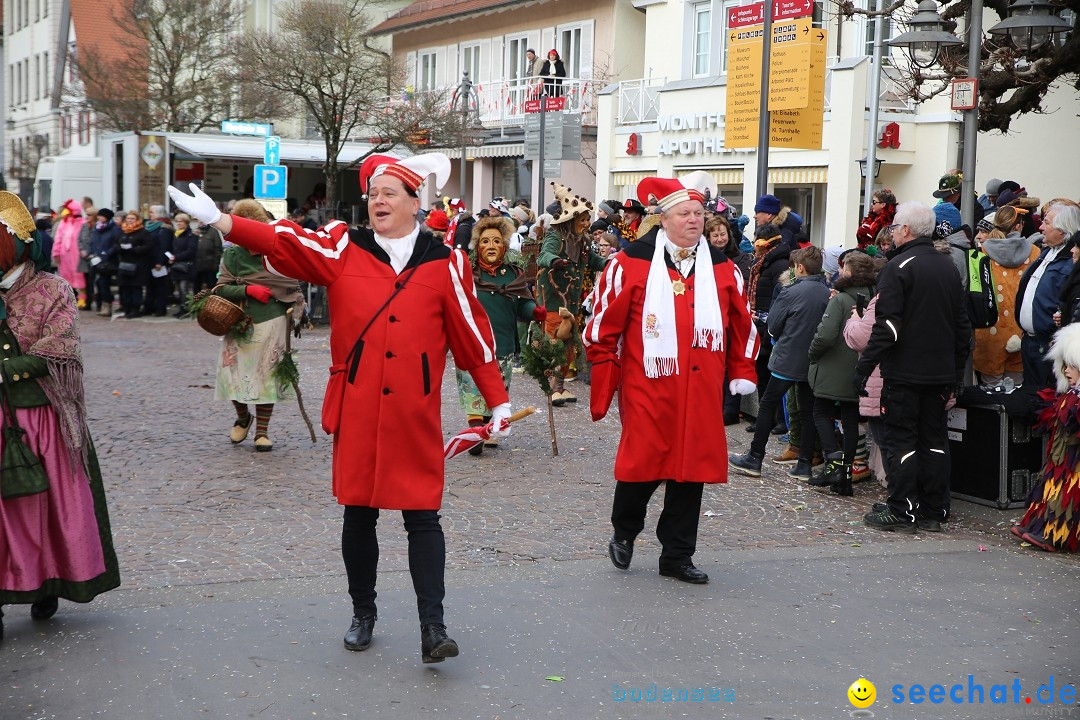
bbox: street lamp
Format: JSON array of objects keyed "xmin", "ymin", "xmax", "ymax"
[
  {"xmin": 987, "ymin": 0, "xmax": 1072, "ymax": 54},
  {"xmin": 858, "ymin": 158, "xmax": 883, "ymax": 178},
  {"xmin": 888, "ymin": 0, "xmax": 963, "ymax": 68}
]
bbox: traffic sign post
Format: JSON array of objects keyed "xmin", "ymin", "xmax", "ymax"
[
  {"xmin": 768, "ymin": 18, "xmax": 813, "ymax": 111},
  {"xmin": 254, "ymin": 164, "xmax": 288, "ymax": 200},
  {"xmin": 263, "ymin": 136, "xmax": 281, "ymax": 166},
  {"xmin": 770, "ymin": 27, "xmax": 827, "ymax": 149}
]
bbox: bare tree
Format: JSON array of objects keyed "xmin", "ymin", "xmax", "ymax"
[
  {"xmin": 68, "ymin": 0, "xmax": 277, "ymax": 133},
  {"xmin": 234, "ymin": 0, "xmax": 465, "ymax": 212},
  {"xmin": 835, "ymin": 0, "xmax": 1080, "ymax": 133}
]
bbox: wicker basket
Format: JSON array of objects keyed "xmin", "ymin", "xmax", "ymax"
[{"xmin": 197, "ymin": 294, "xmax": 246, "ymax": 336}]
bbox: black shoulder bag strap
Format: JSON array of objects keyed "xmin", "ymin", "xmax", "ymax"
[{"xmin": 344, "ymin": 240, "xmax": 434, "ymax": 385}]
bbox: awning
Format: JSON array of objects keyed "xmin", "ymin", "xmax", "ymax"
[
  {"xmin": 443, "ymin": 143, "xmax": 525, "ymax": 159},
  {"xmin": 167, "ymin": 134, "xmax": 375, "ymax": 165},
  {"xmin": 770, "ymin": 166, "xmax": 828, "ymax": 184},
  {"xmin": 611, "ymin": 171, "xmax": 653, "ymax": 186},
  {"xmin": 697, "ymin": 168, "xmax": 744, "ymax": 185}
]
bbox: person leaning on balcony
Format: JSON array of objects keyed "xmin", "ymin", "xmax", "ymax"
[
  {"xmin": 540, "ymin": 49, "xmax": 566, "ymax": 97},
  {"xmin": 526, "ymin": 48, "xmax": 544, "ymax": 78}
]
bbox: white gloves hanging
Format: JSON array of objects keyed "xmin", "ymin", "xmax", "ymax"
[
  {"xmin": 729, "ymin": 379, "xmax": 756, "ymax": 396},
  {"xmin": 167, "ymin": 183, "xmax": 222, "ymax": 226}
]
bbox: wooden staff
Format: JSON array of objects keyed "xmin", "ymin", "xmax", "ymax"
[{"xmin": 286, "ymin": 308, "xmax": 317, "ymax": 444}]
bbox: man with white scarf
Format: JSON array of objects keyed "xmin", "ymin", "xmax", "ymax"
[{"xmin": 583, "ymin": 172, "xmax": 759, "ymax": 584}]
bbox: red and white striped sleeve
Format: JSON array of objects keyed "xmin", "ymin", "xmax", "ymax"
[
  {"xmin": 226, "ymin": 215, "xmax": 348, "ymax": 287},
  {"xmin": 443, "ymin": 248, "xmax": 508, "ymax": 406},
  {"xmin": 583, "ymin": 255, "xmax": 631, "ymax": 364}
]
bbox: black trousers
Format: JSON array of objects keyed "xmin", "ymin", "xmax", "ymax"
[
  {"xmin": 341, "ymin": 505, "xmax": 445, "ymax": 624},
  {"xmin": 812, "ymin": 396, "xmax": 861, "ymax": 463},
  {"xmin": 611, "ymin": 480, "xmax": 704, "ymax": 569},
  {"xmin": 750, "ymin": 377, "xmax": 816, "ymax": 460},
  {"xmin": 880, "ymin": 382, "xmax": 951, "ymax": 522}
]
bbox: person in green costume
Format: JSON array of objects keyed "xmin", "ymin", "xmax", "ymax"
[
  {"xmin": 211, "ymin": 199, "xmax": 305, "ymax": 452},
  {"xmin": 0, "ymin": 190, "xmax": 120, "ymax": 642},
  {"xmin": 457, "ymin": 215, "xmax": 546, "ymax": 455}
]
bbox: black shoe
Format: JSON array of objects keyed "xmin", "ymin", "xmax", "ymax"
[
  {"xmin": 420, "ymin": 623, "xmax": 459, "ymax": 663},
  {"xmin": 608, "ymin": 536, "xmax": 633, "ymax": 569},
  {"xmin": 153, "ymin": 311, "xmax": 167, "ymax": 317},
  {"xmin": 744, "ymin": 423, "xmax": 756, "ymax": 433},
  {"xmin": 808, "ymin": 452, "xmax": 843, "ymax": 487},
  {"xmin": 829, "ymin": 465, "xmax": 854, "ymax": 497},
  {"xmin": 30, "ymin": 596, "xmax": 58, "ymax": 621},
  {"xmin": 730, "ymin": 451, "xmax": 763, "ymax": 477},
  {"xmin": 770, "ymin": 422, "xmax": 787, "ymax": 435},
  {"xmin": 864, "ymin": 507, "xmax": 917, "ymax": 533},
  {"xmin": 723, "ymin": 413, "xmax": 741, "ymax": 426},
  {"xmin": 343, "ymin": 614, "xmax": 376, "ymax": 651},
  {"xmin": 788, "ymin": 459, "xmax": 813, "ymax": 479},
  {"xmin": 659, "ymin": 564, "xmax": 709, "ymax": 584},
  {"xmin": 917, "ymin": 518, "xmax": 943, "ymax": 532}
]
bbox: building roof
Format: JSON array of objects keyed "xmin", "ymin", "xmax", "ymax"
[
  {"xmin": 69, "ymin": 0, "xmax": 148, "ymax": 99},
  {"xmin": 372, "ymin": 0, "xmax": 549, "ymax": 34}
]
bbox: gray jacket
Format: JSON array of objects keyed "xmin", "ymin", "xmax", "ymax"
[{"xmin": 766, "ymin": 273, "xmax": 830, "ymax": 381}]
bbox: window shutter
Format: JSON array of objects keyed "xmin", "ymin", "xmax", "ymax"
[
  {"xmin": 487, "ymin": 36, "xmax": 502, "ymax": 82},
  {"xmin": 405, "ymin": 51, "xmax": 417, "ymax": 89},
  {"xmin": 435, "ymin": 47, "xmax": 447, "ymax": 87},
  {"xmin": 446, "ymin": 44, "xmax": 459, "ymax": 85},
  {"xmin": 579, "ymin": 20, "xmax": 594, "ymax": 79},
  {"xmin": 540, "ymin": 28, "xmax": 555, "ymax": 57}
]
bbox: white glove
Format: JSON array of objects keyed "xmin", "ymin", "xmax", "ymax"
[
  {"xmin": 167, "ymin": 183, "xmax": 222, "ymax": 226},
  {"xmin": 119, "ymin": 243, "xmax": 132, "ymax": 250},
  {"xmin": 490, "ymin": 402, "xmax": 512, "ymax": 438},
  {"xmin": 729, "ymin": 379, "xmax": 756, "ymax": 396},
  {"xmin": 1005, "ymin": 334, "xmax": 1022, "ymax": 353}
]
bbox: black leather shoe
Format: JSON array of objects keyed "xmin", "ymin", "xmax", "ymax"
[
  {"xmin": 30, "ymin": 596, "xmax": 58, "ymax": 621},
  {"xmin": 343, "ymin": 614, "xmax": 376, "ymax": 651},
  {"xmin": 608, "ymin": 536, "xmax": 633, "ymax": 569},
  {"xmin": 659, "ymin": 564, "xmax": 709, "ymax": 584},
  {"xmin": 421, "ymin": 623, "xmax": 459, "ymax": 663}
]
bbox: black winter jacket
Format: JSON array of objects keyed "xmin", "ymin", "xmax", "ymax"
[
  {"xmin": 751, "ymin": 242, "xmax": 791, "ymax": 315},
  {"xmin": 856, "ymin": 237, "xmax": 972, "ymax": 385}
]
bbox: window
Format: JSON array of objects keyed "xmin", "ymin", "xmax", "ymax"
[
  {"xmin": 461, "ymin": 43, "xmax": 480, "ymax": 83},
  {"xmin": 558, "ymin": 25, "xmax": 583, "ymax": 78},
  {"xmin": 863, "ymin": 8, "xmax": 894, "ymax": 57},
  {"xmin": 718, "ymin": 0, "xmax": 742, "ymax": 73},
  {"xmin": 60, "ymin": 114, "xmax": 70, "ymax": 149},
  {"xmin": 419, "ymin": 51, "xmax": 438, "ymax": 91},
  {"xmin": 79, "ymin": 112, "xmax": 92, "ymax": 145},
  {"xmin": 42, "ymin": 51, "xmax": 47, "ymax": 98},
  {"xmin": 34, "ymin": 55, "xmax": 40, "ymax": 100},
  {"xmin": 506, "ymin": 35, "xmax": 528, "ymax": 81},
  {"xmin": 693, "ymin": 2, "xmax": 712, "ymax": 77},
  {"xmin": 43, "ymin": 0, "xmax": 48, "ymax": 17}
]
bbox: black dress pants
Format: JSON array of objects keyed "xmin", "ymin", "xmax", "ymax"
[
  {"xmin": 611, "ymin": 480, "xmax": 704, "ymax": 569},
  {"xmin": 880, "ymin": 382, "xmax": 951, "ymax": 522},
  {"xmin": 341, "ymin": 505, "xmax": 446, "ymax": 624}
]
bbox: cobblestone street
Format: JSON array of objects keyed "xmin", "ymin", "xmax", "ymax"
[{"xmin": 82, "ymin": 313, "xmax": 1034, "ymax": 593}]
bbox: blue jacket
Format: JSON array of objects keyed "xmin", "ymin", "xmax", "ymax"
[
  {"xmin": 766, "ymin": 273, "xmax": 830, "ymax": 381},
  {"xmin": 1016, "ymin": 244, "xmax": 1074, "ymax": 340},
  {"xmin": 88, "ymin": 220, "xmax": 122, "ymax": 263}
]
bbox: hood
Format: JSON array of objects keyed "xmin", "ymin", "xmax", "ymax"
[{"xmin": 982, "ymin": 234, "xmax": 1034, "ymax": 268}]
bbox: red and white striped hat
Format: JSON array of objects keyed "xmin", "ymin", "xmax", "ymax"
[
  {"xmin": 360, "ymin": 152, "xmax": 451, "ymax": 194},
  {"xmin": 636, "ymin": 170, "xmax": 716, "ymax": 212}
]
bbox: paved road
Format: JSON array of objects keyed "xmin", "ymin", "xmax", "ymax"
[{"xmin": 2, "ymin": 314, "xmax": 1075, "ymax": 719}]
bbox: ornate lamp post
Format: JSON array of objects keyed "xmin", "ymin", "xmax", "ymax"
[
  {"xmin": 888, "ymin": 0, "xmax": 964, "ymax": 68},
  {"xmin": 987, "ymin": 0, "xmax": 1072, "ymax": 54}
]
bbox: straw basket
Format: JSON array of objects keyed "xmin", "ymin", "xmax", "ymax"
[{"xmin": 197, "ymin": 294, "xmax": 246, "ymax": 336}]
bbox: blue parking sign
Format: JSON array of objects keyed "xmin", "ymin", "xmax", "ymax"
[{"xmin": 254, "ymin": 164, "xmax": 287, "ymax": 200}]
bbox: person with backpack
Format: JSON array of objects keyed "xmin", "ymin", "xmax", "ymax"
[{"xmin": 973, "ymin": 206, "xmax": 1039, "ymax": 386}]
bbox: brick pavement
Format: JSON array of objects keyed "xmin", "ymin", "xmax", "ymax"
[{"xmin": 79, "ymin": 314, "xmax": 1059, "ymax": 593}]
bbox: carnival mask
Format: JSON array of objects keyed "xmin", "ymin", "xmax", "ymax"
[{"xmin": 478, "ymin": 229, "xmax": 507, "ymax": 265}]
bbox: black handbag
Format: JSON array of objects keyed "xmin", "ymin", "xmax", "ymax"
[
  {"xmin": 117, "ymin": 261, "xmax": 138, "ymax": 275},
  {"xmin": 0, "ymin": 383, "xmax": 49, "ymax": 499}
]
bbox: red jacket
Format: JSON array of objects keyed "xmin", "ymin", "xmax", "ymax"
[
  {"xmin": 855, "ymin": 205, "xmax": 895, "ymax": 249},
  {"xmin": 583, "ymin": 234, "xmax": 758, "ymax": 483},
  {"xmin": 228, "ymin": 216, "xmax": 507, "ymax": 510}
]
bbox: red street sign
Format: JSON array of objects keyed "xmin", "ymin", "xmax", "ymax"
[
  {"xmin": 728, "ymin": 0, "xmax": 812, "ymax": 28},
  {"xmin": 524, "ymin": 97, "xmax": 567, "ymax": 113}
]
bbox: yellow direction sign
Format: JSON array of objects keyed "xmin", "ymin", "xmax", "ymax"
[
  {"xmin": 770, "ymin": 27, "xmax": 827, "ymax": 149},
  {"xmin": 768, "ymin": 18, "xmax": 813, "ymax": 111},
  {"xmin": 724, "ymin": 24, "xmax": 765, "ymax": 149}
]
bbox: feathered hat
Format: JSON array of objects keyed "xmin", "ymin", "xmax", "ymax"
[{"xmin": 549, "ymin": 182, "xmax": 594, "ymax": 225}]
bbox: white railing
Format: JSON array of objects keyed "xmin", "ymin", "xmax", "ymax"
[{"xmin": 617, "ymin": 77, "xmax": 665, "ymax": 125}]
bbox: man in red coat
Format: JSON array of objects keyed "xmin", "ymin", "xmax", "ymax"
[
  {"xmin": 584, "ymin": 172, "xmax": 758, "ymax": 584},
  {"xmin": 169, "ymin": 153, "xmax": 511, "ymax": 663}
]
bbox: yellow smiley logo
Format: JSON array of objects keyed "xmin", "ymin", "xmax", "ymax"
[{"xmin": 848, "ymin": 678, "xmax": 876, "ymax": 709}]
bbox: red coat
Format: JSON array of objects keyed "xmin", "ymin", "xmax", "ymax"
[
  {"xmin": 228, "ymin": 216, "xmax": 508, "ymax": 510},
  {"xmin": 583, "ymin": 234, "xmax": 758, "ymax": 483}
]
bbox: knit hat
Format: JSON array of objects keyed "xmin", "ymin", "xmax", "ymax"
[
  {"xmin": 97, "ymin": 208, "xmax": 115, "ymax": 221},
  {"xmin": 996, "ymin": 189, "xmax": 1022, "ymax": 208},
  {"xmin": 933, "ymin": 173, "xmax": 962, "ymax": 199},
  {"xmin": 985, "ymin": 178, "xmax": 1003, "ymax": 196},
  {"xmin": 933, "ymin": 201, "xmax": 962, "ymax": 231},
  {"xmin": 754, "ymin": 194, "xmax": 782, "ymax": 215},
  {"xmin": 426, "ymin": 208, "xmax": 449, "ymax": 231},
  {"xmin": 976, "ymin": 217, "xmax": 995, "ymax": 234},
  {"xmin": 549, "ymin": 182, "xmax": 594, "ymax": 225},
  {"xmin": 358, "ymin": 152, "xmax": 450, "ymax": 193},
  {"xmin": 997, "ymin": 180, "xmax": 1021, "ymax": 194},
  {"xmin": 589, "ymin": 220, "xmax": 609, "ymax": 234},
  {"xmin": 636, "ymin": 170, "xmax": 716, "ymax": 213},
  {"xmin": 599, "ymin": 200, "xmax": 621, "ymax": 216}
]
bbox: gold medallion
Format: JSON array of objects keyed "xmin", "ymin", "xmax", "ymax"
[{"xmin": 672, "ymin": 279, "xmax": 686, "ymax": 296}]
